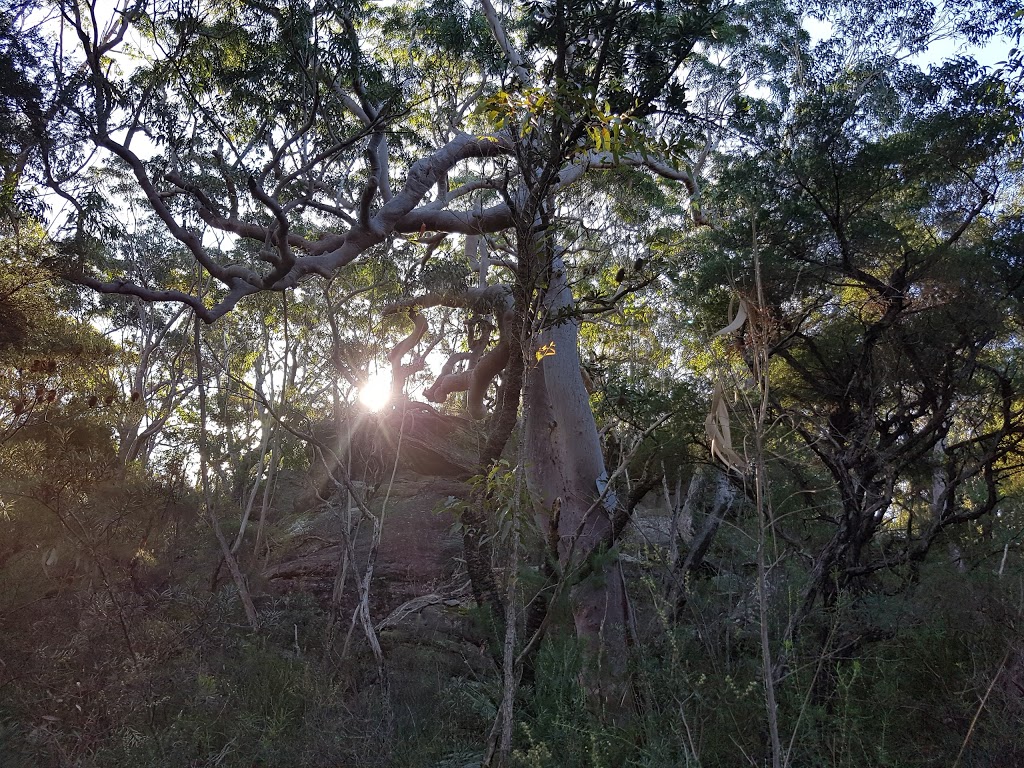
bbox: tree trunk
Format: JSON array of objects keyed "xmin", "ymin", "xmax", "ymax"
[{"xmin": 523, "ymin": 256, "xmax": 633, "ymax": 708}]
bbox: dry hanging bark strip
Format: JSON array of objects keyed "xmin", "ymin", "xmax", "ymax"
[
  {"xmin": 705, "ymin": 381, "xmax": 746, "ymax": 473},
  {"xmin": 705, "ymin": 296, "xmax": 750, "ymax": 473},
  {"xmin": 714, "ymin": 295, "xmax": 750, "ymax": 338}
]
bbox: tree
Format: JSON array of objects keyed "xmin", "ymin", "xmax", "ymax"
[
  {"xmin": 0, "ymin": 2, "xmax": 45, "ymax": 215},
  {"xmin": 688, "ymin": 42, "xmax": 1024, "ymax": 694},
  {"xmin": 34, "ymin": 0, "xmax": 753, "ymax": 695}
]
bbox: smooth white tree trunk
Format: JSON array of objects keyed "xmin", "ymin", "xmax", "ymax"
[{"xmin": 523, "ymin": 256, "xmax": 632, "ymax": 704}]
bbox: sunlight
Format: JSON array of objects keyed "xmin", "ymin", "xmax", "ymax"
[{"xmin": 358, "ymin": 369, "xmax": 392, "ymax": 412}]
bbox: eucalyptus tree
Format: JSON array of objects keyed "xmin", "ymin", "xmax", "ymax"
[{"xmin": 34, "ymin": 0, "xmax": 765, "ymax": 692}]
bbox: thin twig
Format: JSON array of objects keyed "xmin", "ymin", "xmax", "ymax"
[{"xmin": 952, "ymin": 647, "xmax": 1012, "ymax": 768}]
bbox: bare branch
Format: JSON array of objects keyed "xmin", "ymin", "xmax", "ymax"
[
  {"xmin": 479, "ymin": 0, "xmax": 532, "ymax": 85},
  {"xmin": 387, "ymin": 309, "xmax": 430, "ymax": 398},
  {"xmin": 246, "ymin": 173, "xmax": 296, "ymax": 282},
  {"xmin": 67, "ymin": 273, "xmax": 257, "ymax": 323},
  {"xmin": 555, "ymin": 150, "xmax": 708, "ymax": 224},
  {"xmin": 384, "ymin": 284, "xmax": 514, "ymax": 316}
]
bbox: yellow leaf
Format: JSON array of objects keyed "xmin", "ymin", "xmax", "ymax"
[{"xmin": 535, "ymin": 342, "xmax": 557, "ymax": 362}]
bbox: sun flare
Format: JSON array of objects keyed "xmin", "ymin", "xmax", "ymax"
[{"xmin": 358, "ymin": 370, "xmax": 392, "ymax": 412}]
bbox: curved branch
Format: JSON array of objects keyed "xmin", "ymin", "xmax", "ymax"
[
  {"xmin": 246, "ymin": 173, "xmax": 296, "ymax": 281},
  {"xmin": 424, "ymin": 354, "xmax": 473, "ymax": 403},
  {"xmin": 384, "ymin": 284, "xmax": 514, "ymax": 316},
  {"xmin": 301, "ymin": 133, "xmax": 514, "ymax": 274},
  {"xmin": 96, "ymin": 136, "xmax": 240, "ymax": 286},
  {"xmin": 467, "ymin": 315, "xmax": 511, "ymax": 419},
  {"xmin": 423, "ymin": 179, "xmax": 504, "ymax": 211},
  {"xmin": 424, "ymin": 315, "xmax": 495, "ymax": 402},
  {"xmin": 359, "ymin": 131, "xmax": 385, "ymax": 232},
  {"xmin": 67, "ymin": 273, "xmax": 256, "ymax": 323},
  {"xmin": 384, "ymin": 286, "xmax": 513, "ymax": 412},
  {"xmin": 371, "ymin": 132, "xmax": 513, "ymax": 234},
  {"xmin": 387, "ymin": 309, "xmax": 430, "ymax": 399},
  {"xmin": 397, "ymin": 203, "xmax": 515, "ymax": 236},
  {"xmin": 555, "ymin": 149, "xmax": 708, "ymax": 224},
  {"xmin": 418, "ymin": 309, "xmax": 510, "ymax": 420},
  {"xmin": 80, "ymin": 118, "xmax": 513, "ymax": 314},
  {"xmin": 387, "ymin": 309, "xmax": 429, "ymax": 366}
]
